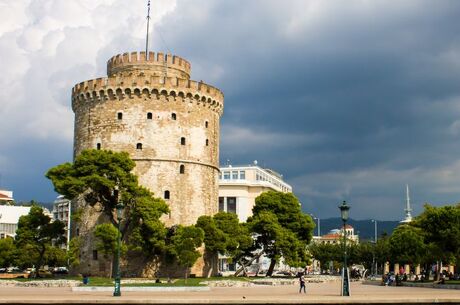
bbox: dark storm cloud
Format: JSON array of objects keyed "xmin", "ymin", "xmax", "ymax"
[{"xmin": 154, "ymin": 0, "xmax": 460, "ymax": 219}]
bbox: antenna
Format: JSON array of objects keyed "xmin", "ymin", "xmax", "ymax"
[{"xmin": 145, "ymin": 0, "xmax": 151, "ymax": 56}]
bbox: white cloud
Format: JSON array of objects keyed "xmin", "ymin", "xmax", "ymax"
[{"xmin": 0, "ymin": 0, "xmax": 177, "ymax": 144}]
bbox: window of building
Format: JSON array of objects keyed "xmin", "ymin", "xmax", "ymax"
[
  {"xmin": 227, "ymin": 197, "xmax": 237, "ymax": 214},
  {"xmin": 76, "ymin": 228, "xmax": 80, "ymax": 236},
  {"xmin": 223, "ymin": 171, "xmax": 230, "ymax": 180},
  {"xmin": 96, "ymin": 143, "xmax": 101, "ymax": 150},
  {"xmin": 147, "ymin": 112, "xmax": 153, "ymax": 120},
  {"xmin": 171, "ymin": 113, "xmax": 176, "ymax": 120},
  {"xmin": 117, "ymin": 112, "xmax": 123, "ymax": 120},
  {"xmin": 205, "ymin": 121, "xmax": 208, "ymax": 128},
  {"xmin": 239, "ymin": 171, "xmax": 246, "ymax": 179},
  {"xmin": 232, "ymin": 171, "xmax": 238, "ymax": 180},
  {"xmin": 136, "ymin": 143, "xmax": 142, "ymax": 150},
  {"xmin": 219, "ymin": 197, "xmax": 224, "ymax": 212},
  {"xmin": 180, "ymin": 165, "xmax": 185, "ymax": 174},
  {"xmin": 206, "ymin": 139, "xmax": 209, "ymax": 146},
  {"xmin": 92, "ymin": 250, "xmax": 98, "ymax": 260},
  {"xmin": 181, "ymin": 137, "xmax": 186, "ymax": 145},
  {"xmin": 164, "ymin": 190, "xmax": 170, "ymax": 199}
]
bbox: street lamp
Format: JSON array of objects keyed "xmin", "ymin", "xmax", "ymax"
[
  {"xmin": 310, "ymin": 214, "xmax": 321, "ymax": 237},
  {"xmin": 339, "ymin": 200, "xmax": 350, "ymax": 296},
  {"xmin": 113, "ymin": 200, "xmax": 124, "ymax": 297},
  {"xmin": 371, "ymin": 219, "xmax": 378, "ymax": 275}
]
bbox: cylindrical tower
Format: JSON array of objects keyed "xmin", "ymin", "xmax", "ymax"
[{"xmin": 72, "ymin": 51, "xmax": 224, "ymax": 227}]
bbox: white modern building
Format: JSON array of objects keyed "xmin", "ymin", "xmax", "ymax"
[
  {"xmin": 218, "ymin": 162, "xmax": 292, "ymax": 222},
  {"xmin": 52, "ymin": 195, "xmax": 71, "ymax": 248},
  {"xmin": 0, "ymin": 206, "xmax": 31, "ymax": 239},
  {"xmin": 218, "ymin": 162, "xmax": 293, "ymax": 273}
]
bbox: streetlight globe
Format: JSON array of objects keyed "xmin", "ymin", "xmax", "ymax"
[{"xmin": 339, "ymin": 201, "xmax": 350, "ymax": 222}]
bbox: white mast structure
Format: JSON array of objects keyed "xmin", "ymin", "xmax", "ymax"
[{"xmin": 401, "ymin": 184, "xmax": 413, "ymax": 223}]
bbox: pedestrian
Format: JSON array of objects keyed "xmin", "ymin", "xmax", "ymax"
[{"xmin": 299, "ymin": 273, "xmax": 306, "ymax": 294}]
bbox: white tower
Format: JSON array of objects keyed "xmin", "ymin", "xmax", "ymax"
[{"xmin": 400, "ymin": 184, "xmax": 413, "ymax": 223}]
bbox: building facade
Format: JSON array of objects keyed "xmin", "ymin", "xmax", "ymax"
[
  {"xmin": 218, "ymin": 163, "xmax": 292, "ymax": 222},
  {"xmin": 312, "ymin": 225, "xmax": 359, "ymax": 244},
  {"xmin": 52, "ymin": 195, "xmax": 71, "ymax": 248},
  {"xmin": 0, "ymin": 190, "xmax": 14, "ymax": 205},
  {"xmin": 0, "ymin": 206, "xmax": 30, "ymax": 239},
  {"xmin": 71, "ymin": 51, "xmax": 224, "ymax": 276}
]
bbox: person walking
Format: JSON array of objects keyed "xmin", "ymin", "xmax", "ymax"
[{"xmin": 299, "ymin": 273, "xmax": 306, "ymax": 293}]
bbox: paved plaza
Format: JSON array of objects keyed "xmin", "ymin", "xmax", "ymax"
[{"xmin": 0, "ymin": 281, "xmax": 459, "ymax": 304}]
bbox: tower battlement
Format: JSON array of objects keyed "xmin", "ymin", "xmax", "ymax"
[{"xmin": 107, "ymin": 51, "xmax": 191, "ymax": 79}]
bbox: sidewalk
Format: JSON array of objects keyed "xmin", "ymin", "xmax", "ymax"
[{"xmin": 1, "ymin": 281, "xmax": 460, "ymax": 304}]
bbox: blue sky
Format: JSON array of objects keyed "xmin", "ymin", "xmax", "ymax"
[{"xmin": 1, "ymin": 0, "xmax": 460, "ymax": 220}]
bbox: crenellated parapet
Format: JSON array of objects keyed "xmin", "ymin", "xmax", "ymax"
[
  {"xmin": 107, "ymin": 51, "xmax": 191, "ymax": 79},
  {"xmin": 71, "ymin": 74, "xmax": 224, "ymax": 115}
]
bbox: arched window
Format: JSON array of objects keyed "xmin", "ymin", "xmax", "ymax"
[
  {"xmin": 180, "ymin": 165, "xmax": 185, "ymax": 174},
  {"xmin": 205, "ymin": 121, "xmax": 209, "ymax": 128},
  {"xmin": 171, "ymin": 113, "xmax": 176, "ymax": 120},
  {"xmin": 96, "ymin": 143, "xmax": 101, "ymax": 150},
  {"xmin": 136, "ymin": 143, "xmax": 142, "ymax": 150},
  {"xmin": 206, "ymin": 139, "xmax": 209, "ymax": 146},
  {"xmin": 164, "ymin": 190, "xmax": 170, "ymax": 199},
  {"xmin": 117, "ymin": 112, "xmax": 123, "ymax": 120},
  {"xmin": 181, "ymin": 137, "xmax": 186, "ymax": 145},
  {"xmin": 147, "ymin": 112, "xmax": 153, "ymax": 120}
]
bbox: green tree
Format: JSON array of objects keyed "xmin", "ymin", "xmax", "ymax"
[
  {"xmin": 170, "ymin": 225, "xmax": 204, "ymax": 282},
  {"xmin": 249, "ymin": 191, "xmax": 314, "ymax": 275},
  {"xmin": 374, "ymin": 235, "xmax": 391, "ymax": 268},
  {"xmin": 413, "ymin": 204, "xmax": 460, "ymax": 265},
  {"xmin": 66, "ymin": 237, "xmax": 82, "ymax": 267},
  {"xmin": 389, "ymin": 224, "xmax": 425, "ymax": 266},
  {"xmin": 197, "ymin": 212, "xmax": 253, "ymax": 276},
  {"xmin": 15, "ymin": 205, "xmax": 65, "ymax": 277},
  {"xmin": 46, "ymin": 149, "xmax": 169, "ymax": 257},
  {"xmin": 0, "ymin": 238, "xmax": 16, "ymax": 267}
]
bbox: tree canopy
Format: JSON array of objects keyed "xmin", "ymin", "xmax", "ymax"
[{"xmin": 15, "ymin": 205, "xmax": 65, "ymax": 276}]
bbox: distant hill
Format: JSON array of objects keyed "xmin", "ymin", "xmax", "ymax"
[{"xmin": 314, "ymin": 217, "xmax": 400, "ymax": 241}]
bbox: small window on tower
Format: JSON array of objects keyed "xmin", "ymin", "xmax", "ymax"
[
  {"xmin": 96, "ymin": 143, "xmax": 101, "ymax": 150},
  {"xmin": 136, "ymin": 143, "xmax": 142, "ymax": 150},
  {"xmin": 205, "ymin": 121, "xmax": 209, "ymax": 128},
  {"xmin": 93, "ymin": 250, "xmax": 98, "ymax": 260},
  {"xmin": 147, "ymin": 112, "xmax": 153, "ymax": 120},
  {"xmin": 164, "ymin": 190, "xmax": 170, "ymax": 199},
  {"xmin": 117, "ymin": 112, "xmax": 123, "ymax": 120},
  {"xmin": 171, "ymin": 113, "xmax": 176, "ymax": 120},
  {"xmin": 206, "ymin": 139, "xmax": 209, "ymax": 146},
  {"xmin": 181, "ymin": 137, "xmax": 186, "ymax": 145},
  {"xmin": 180, "ymin": 165, "xmax": 185, "ymax": 174}
]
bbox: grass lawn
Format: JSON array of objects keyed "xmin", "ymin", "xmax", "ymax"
[
  {"xmin": 1, "ymin": 276, "xmax": 253, "ymax": 287},
  {"xmin": 446, "ymin": 280, "xmax": 460, "ymax": 285}
]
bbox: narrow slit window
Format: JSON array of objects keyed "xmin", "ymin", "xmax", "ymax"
[
  {"xmin": 205, "ymin": 121, "xmax": 209, "ymax": 128},
  {"xmin": 180, "ymin": 165, "xmax": 185, "ymax": 174},
  {"xmin": 181, "ymin": 137, "xmax": 186, "ymax": 145},
  {"xmin": 206, "ymin": 139, "xmax": 209, "ymax": 146},
  {"xmin": 171, "ymin": 113, "xmax": 176, "ymax": 120},
  {"xmin": 147, "ymin": 112, "xmax": 153, "ymax": 120},
  {"xmin": 92, "ymin": 250, "xmax": 98, "ymax": 260},
  {"xmin": 164, "ymin": 190, "xmax": 170, "ymax": 199},
  {"xmin": 96, "ymin": 143, "xmax": 101, "ymax": 150},
  {"xmin": 117, "ymin": 112, "xmax": 123, "ymax": 120},
  {"xmin": 136, "ymin": 143, "xmax": 142, "ymax": 150}
]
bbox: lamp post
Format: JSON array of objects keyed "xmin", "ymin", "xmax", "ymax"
[
  {"xmin": 339, "ymin": 200, "xmax": 350, "ymax": 296},
  {"xmin": 310, "ymin": 214, "xmax": 321, "ymax": 237},
  {"xmin": 371, "ymin": 219, "xmax": 378, "ymax": 275},
  {"xmin": 113, "ymin": 200, "xmax": 124, "ymax": 297}
]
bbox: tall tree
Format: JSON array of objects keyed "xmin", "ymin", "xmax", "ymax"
[
  {"xmin": 15, "ymin": 205, "xmax": 65, "ymax": 277},
  {"xmin": 249, "ymin": 191, "xmax": 314, "ymax": 275},
  {"xmin": 170, "ymin": 225, "xmax": 204, "ymax": 283},
  {"xmin": 0, "ymin": 238, "xmax": 16, "ymax": 268},
  {"xmin": 46, "ymin": 149, "xmax": 169, "ymax": 257},
  {"xmin": 389, "ymin": 224, "xmax": 425, "ymax": 266}
]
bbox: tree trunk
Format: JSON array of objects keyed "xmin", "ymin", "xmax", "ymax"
[
  {"xmin": 184, "ymin": 268, "xmax": 188, "ymax": 284},
  {"xmin": 266, "ymin": 259, "xmax": 276, "ymax": 277},
  {"xmin": 234, "ymin": 251, "xmax": 264, "ymax": 277}
]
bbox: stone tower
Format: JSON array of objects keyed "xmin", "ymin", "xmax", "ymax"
[{"xmin": 72, "ymin": 51, "xmax": 223, "ymax": 229}]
